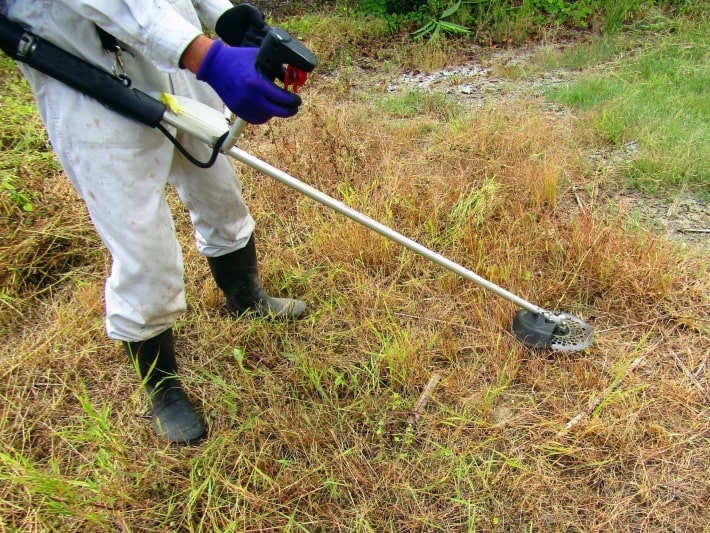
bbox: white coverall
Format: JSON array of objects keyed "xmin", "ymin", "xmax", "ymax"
[{"xmin": 3, "ymin": 1, "xmax": 256, "ymax": 341}]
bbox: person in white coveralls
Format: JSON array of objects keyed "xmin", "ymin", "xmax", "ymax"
[{"xmin": 1, "ymin": 0, "xmax": 307, "ymax": 445}]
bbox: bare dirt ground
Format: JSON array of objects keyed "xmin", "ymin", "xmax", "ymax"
[{"xmin": 338, "ymin": 41, "xmax": 709, "ymax": 253}]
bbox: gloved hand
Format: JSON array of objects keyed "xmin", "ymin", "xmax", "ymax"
[
  {"xmin": 215, "ymin": 4, "xmax": 270, "ymax": 47},
  {"xmin": 196, "ymin": 39, "xmax": 301, "ymax": 124}
]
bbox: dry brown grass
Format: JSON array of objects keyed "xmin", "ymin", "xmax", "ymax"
[
  {"xmin": 1, "ymin": 49, "xmax": 708, "ymax": 533},
  {"xmin": 0, "ymin": 63, "xmax": 103, "ymax": 328}
]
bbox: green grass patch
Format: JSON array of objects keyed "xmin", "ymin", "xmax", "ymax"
[
  {"xmin": 375, "ymin": 88, "xmax": 461, "ymax": 119},
  {"xmin": 531, "ymin": 36, "xmax": 631, "ymax": 71},
  {"xmin": 545, "ymin": 15, "xmax": 710, "ymax": 197}
]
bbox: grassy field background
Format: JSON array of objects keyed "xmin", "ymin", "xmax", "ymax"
[{"xmin": 1, "ymin": 2, "xmax": 708, "ymax": 531}]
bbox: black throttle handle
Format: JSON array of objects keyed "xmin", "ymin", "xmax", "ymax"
[
  {"xmin": 255, "ymin": 27, "xmax": 317, "ymax": 92},
  {"xmin": 219, "ymin": 28, "xmax": 317, "ymax": 150}
]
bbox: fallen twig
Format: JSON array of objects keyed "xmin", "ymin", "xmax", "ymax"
[
  {"xmin": 575, "ymin": 193, "xmax": 585, "ymax": 210},
  {"xmin": 407, "ymin": 372, "xmax": 441, "ymax": 427},
  {"xmin": 673, "ymin": 351, "xmax": 706, "ymax": 395},
  {"xmin": 695, "ymin": 351, "xmax": 709, "ymax": 379}
]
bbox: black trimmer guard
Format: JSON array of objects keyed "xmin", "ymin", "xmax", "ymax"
[{"xmin": 512, "ymin": 309, "xmax": 594, "ymax": 352}]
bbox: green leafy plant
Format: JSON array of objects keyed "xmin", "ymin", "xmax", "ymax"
[
  {"xmin": 411, "ymin": 0, "xmax": 483, "ymax": 40},
  {"xmin": 1, "ymin": 172, "xmax": 35, "ymax": 213},
  {"xmin": 531, "ymin": 0, "xmax": 593, "ymax": 27}
]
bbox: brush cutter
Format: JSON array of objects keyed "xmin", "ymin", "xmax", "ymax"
[{"xmin": 0, "ymin": 15, "xmax": 594, "ymax": 352}]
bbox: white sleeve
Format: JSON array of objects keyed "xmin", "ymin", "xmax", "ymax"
[
  {"xmin": 192, "ymin": 0, "xmax": 235, "ymax": 32},
  {"xmin": 57, "ymin": 0, "xmax": 204, "ymax": 71}
]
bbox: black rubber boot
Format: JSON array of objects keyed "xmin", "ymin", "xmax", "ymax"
[
  {"xmin": 207, "ymin": 235, "xmax": 307, "ymax": 320},
  {"xmin": 123, "ymin": 329, "xmax": 206, "ymax": 445}
]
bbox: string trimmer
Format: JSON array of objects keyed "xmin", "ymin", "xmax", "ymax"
[{"xmin": 0, "ymin": 15, "xmax": 594, "ymax": 352}]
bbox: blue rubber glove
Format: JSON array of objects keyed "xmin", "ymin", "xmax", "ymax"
[{"xmin": 196, "ymin": 39, "xmax": 301, "ymax": 124}]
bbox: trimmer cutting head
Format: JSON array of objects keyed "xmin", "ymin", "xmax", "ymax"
[{"xmin": 511, "ymin": 309, "xmax": 594, "ymax": 352}]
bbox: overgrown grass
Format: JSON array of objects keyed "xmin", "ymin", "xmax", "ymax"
[{"xmin": 1, "ymin": 6, "xmax": 708, "ymax": 533}]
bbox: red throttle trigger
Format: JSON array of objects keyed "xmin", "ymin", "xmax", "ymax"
[{"xmin": 285, "ymin": 66, "xmax": 308, "ymax": 93}]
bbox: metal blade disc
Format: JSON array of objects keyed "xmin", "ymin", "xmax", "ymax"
[{"xmin": 548, "ymin": 312, "xmax": 595, "ymax": 352}]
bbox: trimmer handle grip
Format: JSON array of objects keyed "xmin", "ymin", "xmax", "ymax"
[
  {"xmin": 255, "ymin": 27, "xmax": 317, "ymax": 90},
  {"xmin": 220, "ymin": 28, "xmax": 317, "ymax": 151}
]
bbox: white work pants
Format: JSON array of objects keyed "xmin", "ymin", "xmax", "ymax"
[{"xmin": 20, "ymin": 66, "xmax": 255, "ymax": 342}]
